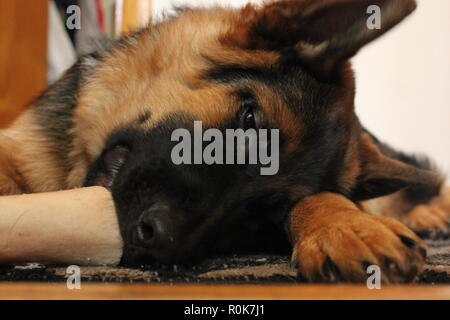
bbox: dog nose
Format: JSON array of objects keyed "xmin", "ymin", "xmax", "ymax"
[{"xmin": 136, "ymin": 203, "xmax": 177, "ymax": 253}]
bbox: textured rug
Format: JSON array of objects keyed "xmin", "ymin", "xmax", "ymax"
[{"xmin": 1, "ymin": 240, "xmax": 449, "ymax": 284}]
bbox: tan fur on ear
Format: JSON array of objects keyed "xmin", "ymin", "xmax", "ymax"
[
  {"xmin": 226, "ymin": 0, "xmax": 417, "ymax": 78},
  {"xmin": 359, "ymin": 134, "xmax": 440, "ymax": 186},
  {"xmin": 352, "ymin": 133, "xmax": 443, "ymax": 201},
  {"xmin": 297, "ymin": 0, "xmax": 417, "ymax": 75}
]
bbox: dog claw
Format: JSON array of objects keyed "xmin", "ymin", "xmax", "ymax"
[
  {"xmin": 416, "ymin": 228, "xmax": 450, "ymax": 240},
  {"xmin": 290, "ymin": 249, "xmax": 299, "ymax": 270},
  {"xmin": 399, "ymin": 235, "xmax": 416, "ymax": 248},
  {"xmin": 384, "ymin": 258, "xmax": 399, "ymax": 274},
  {"xmin": 322, "ymin": 256, "xmax": 341, "ymax": 282},
  {"xmin": 418, "ymin": 246, "xmax": 427, "ymax": 259},
  {"xmin": 361, "ymin": 260, "xmax": 373, "ymax": 272}
]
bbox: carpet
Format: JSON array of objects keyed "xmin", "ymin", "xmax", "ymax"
[{"xmin": 1, "ymin": 239, "xmax": 449, "ymax": 284}]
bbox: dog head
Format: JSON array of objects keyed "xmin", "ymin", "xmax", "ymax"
[{"xmin": 79, "ymin": 0, "xmax": 438, "ymax": 264}]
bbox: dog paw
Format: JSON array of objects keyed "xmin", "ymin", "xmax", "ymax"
[
  {"xmin": 291, "ymin": 213, "xmax": 426, "ymax": 283},
  {"xmin": 403, "ymin": 187, "xmax": 450, "ymax": 238},
  {"xmin": 403, "ymin": 204, "xmax": 450, "ymax": 239}
]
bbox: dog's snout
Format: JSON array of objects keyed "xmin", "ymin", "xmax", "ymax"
[
  {"xmin": 137, "ymin": 215, "xmax": 156, "ymax": 243},
  {"xmin": 136, "ymin": 203, "xmax": 179, "ymax": 259}
]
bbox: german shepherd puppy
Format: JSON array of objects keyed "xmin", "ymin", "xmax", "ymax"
[{"xmin": 0, "ymin": 0, "xmax": 449, "ymax": 283}]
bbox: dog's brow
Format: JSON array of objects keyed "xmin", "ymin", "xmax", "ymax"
[{"xmin": 203, "ymin": 65, "xmax": 275, "ymax": 85}]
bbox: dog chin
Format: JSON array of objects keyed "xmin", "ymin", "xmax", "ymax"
[
  {"xmin": 120, "ymin": 244, "xmax": 156, "ymax": 266},
  {"xmin": 92, "ymin": 173, "xmax": 115, "ymax": 191}
]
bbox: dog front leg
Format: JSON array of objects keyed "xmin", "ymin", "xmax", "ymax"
[
  {"xmin": 0, "ymin": 134, "xmax": 27, "ymax": 195},
  {"xmin": 360, "ymin": 187, "xmax": 450, "ymax": 235},
  {"xmin": 288, "ymin": 192, "xmax": 426, "ymax": 283},
  {"xmin": 0, "ymin": 187, "xmax": 123, "ymax": 265}
]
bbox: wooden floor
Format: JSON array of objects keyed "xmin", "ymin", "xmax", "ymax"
[{"xmin": 0, "ymin": 283, "xmax": 449, "ymax": 300}]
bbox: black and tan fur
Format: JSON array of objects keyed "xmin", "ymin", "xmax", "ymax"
[{"xmin": 0, "ymin": 0, "xmax": 449, "ymax": 283}]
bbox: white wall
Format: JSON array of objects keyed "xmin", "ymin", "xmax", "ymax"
[
  {"xmin": 153, "ymin": 0, "xmax": 259, "ymax": 22},
  {"xmin": 153, "ymin": 0, "xmax": 450, "ymax": 178},
  {"xmin": 353, "ymin": 0, "xmax": 450, "ymax": 178}
]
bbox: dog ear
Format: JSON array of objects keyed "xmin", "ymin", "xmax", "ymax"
[
  {"xmin": 236, "ymin": 0, "xmax": 416, "ymax": 78},
  {"xmin": 350, "ymin": 133, "xmax": 442, "ymax": 201}
]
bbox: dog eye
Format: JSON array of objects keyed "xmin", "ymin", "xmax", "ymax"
[
  {"xmin": 104, "ymin": 145, "xmax": 130, "ymax": 176},
  {"xmin": 243, "ymin": 107, "xmax": 256, "ymax": 130}
]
